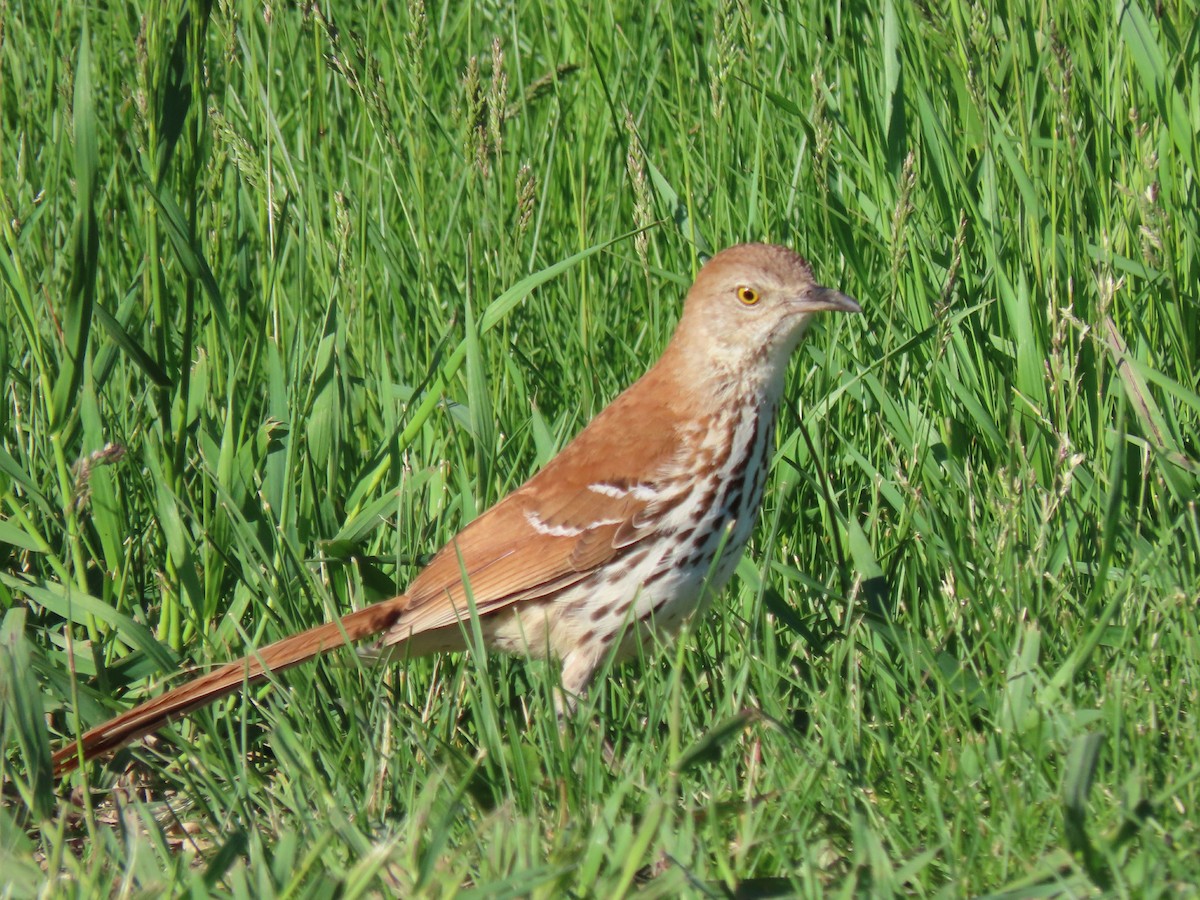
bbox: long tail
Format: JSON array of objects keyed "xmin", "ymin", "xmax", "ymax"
[{"xmin": 52, "ymin": 595, "xmax": 411, "ymax": 776}]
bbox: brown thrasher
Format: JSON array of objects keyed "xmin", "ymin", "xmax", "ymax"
[{"xmin": 52, "ymin": 243, "xmax": 859, "ymax": 776}]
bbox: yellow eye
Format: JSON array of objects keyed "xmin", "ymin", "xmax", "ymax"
[{"xmin": 736, "ymin": 285, "xmax": 760, "ymax": 305}]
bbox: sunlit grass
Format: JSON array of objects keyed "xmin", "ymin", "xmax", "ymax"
[{"xmin": 2, "ymin": 0, "xmax": 1198, "ymax": 894}]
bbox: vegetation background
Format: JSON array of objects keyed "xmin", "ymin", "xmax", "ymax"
[{"xmin": 2, "ymin": 0, "xmax": 1197, "ymax": 895}]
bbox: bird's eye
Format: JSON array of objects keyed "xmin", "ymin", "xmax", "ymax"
[{"xmin": 736, "ymin": 285, "xmax": 760, "ymax": 305}]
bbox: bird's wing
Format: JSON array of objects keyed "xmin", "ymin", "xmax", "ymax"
[
  {"xmin": 387, "ymin": 451, "xmax": 688, "ymax": 637},
  {"xmin": 379, "ymin": 355, "xmax": 696, "ymax": 641}
]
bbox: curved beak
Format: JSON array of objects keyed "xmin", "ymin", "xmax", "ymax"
[{"xmin": 797, "ymin": 285, "xmax": 861, "ymax": 314}]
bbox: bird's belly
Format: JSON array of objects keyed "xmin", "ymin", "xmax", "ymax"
[
  {"xmin": 480, "ymin": 521, "xmax": 740, "ymax": 664},
  {"xmin": 565, "ymin": 512, "xmax": 756, "ymax": 663},
  {"xmin": 484, "ymin": 397, "xmax": 774, "ymax": 669}
]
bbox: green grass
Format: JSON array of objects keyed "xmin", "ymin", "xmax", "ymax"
[{"xmin": 3, "ymin": 0, "xmax": 1199, "ymax": 895}]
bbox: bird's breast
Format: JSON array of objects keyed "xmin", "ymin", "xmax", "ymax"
[{"xmin": 622, "ymin": 393, "xmax": 780, "ymax": 633}]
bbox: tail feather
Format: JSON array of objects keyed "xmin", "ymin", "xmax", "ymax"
[{"xmin": 52, "ymin": 596, "xmax": 411, "ymax": 776}]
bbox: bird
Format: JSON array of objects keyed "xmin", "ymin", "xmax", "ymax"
[{"xmin": 51, "ymin": 242, "xmax": 860, "ymax": 776}]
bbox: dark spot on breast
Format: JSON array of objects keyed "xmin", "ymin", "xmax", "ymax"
[
  {"xmin": 623, "ymin": 548, "xmax": 650, "ymax": 568},
  {"xmin": 589, "ymin": 603, "xmax": 613, "ymax": 622},
  {"xmin": 605, "ymin": 565, "xmax": 637, "ymax": 587},
  {"xmin": 640, "ymin": 568, "xmax": 675, "ymax": 593},
  {"xmin": 689, "ymin": 525, "xmax": 718, "ymax": 554}
]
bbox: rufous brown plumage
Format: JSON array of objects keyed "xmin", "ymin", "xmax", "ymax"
[{"xmin": 52, "ymin": 243, "xmax": 859, "ymax": 776}]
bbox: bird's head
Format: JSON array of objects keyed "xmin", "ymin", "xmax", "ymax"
[{"xmin": 675, "ymin": 243, "xmax": 860, "ymax": 373}]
